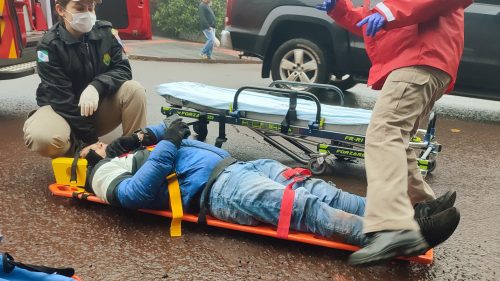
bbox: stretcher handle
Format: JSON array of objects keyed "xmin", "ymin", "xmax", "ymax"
[
  {"xmin": 232, "ymin": 86, "xmax": 322, "ymax": 125},
  {"xmin": 269, "ymin": 81, "xmax": 345, "ymax": 106}
]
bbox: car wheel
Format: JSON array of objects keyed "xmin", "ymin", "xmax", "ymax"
[
  {"xmin": 271, "ymin": 38, "xmax": 330, "ymax": 90},
  {"xmin": 330, "ymin": 74, "xmax": 356, "ymax": 91}
]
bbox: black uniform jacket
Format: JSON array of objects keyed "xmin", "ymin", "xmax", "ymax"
[{"xmin": 36, "ymin": 21, "xmax": 132, "ymax": 144}]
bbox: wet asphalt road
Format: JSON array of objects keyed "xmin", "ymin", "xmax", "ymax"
[{"xmin": 0, "ymin": 61, "xmax": 499, "ymax": 280}]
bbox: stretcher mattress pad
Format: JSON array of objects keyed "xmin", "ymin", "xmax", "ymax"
[{"xmin": 157, "ymin": 82, "xmax": 372, "ymax": 135}]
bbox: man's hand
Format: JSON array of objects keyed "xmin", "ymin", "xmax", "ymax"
[
  {"xmin": 140, "ymin": 128, "xmax": 158, "ymax": 146},
  {"xmin": 79, "ymin": 85, "xmax": 99, "ymax": 117},
  {"xmin": 357, "ymin": 12, "xmax": 386, "ymax": 37},
  {"xmin": 163, "ymin": 119, "xmax": 191, "ymax": 148},
  {"xmin": 105, "ymin": 134, "xmax": 141, "ymax": 158},
  {"xmin": 316, "ymin": 0, "xmax": 336, "ymax": 12}
]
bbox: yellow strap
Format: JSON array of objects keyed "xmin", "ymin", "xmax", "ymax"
[{"xmin": 167, "ymin": 175, "xmax": 183, "ymax": 237}]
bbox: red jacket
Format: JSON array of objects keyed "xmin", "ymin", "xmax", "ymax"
[{"xmin": 329, "ymin": 0, "xmax": 473, "ymax": 93}]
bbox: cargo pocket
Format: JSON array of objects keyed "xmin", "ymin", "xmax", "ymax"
[{"xmin": 386, "ymin": 69, "xmax": 431, "ymax": 112}]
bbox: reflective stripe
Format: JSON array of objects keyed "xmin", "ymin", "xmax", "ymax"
[
  {"xmin": 376, "ymin": 2, "xmax": 395, "ymax": 22},
  {"xmin": 167, "ymin": 174, "xmax": 183, "ymax": 237}
]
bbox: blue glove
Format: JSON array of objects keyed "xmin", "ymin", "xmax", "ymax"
[
  {"xmin": 316, "ymin": 0, "xmax": 336, "ymax": 12},
  {"xmin": 356, "ymin": 12, "xmax": 386, "ymax": 37}
]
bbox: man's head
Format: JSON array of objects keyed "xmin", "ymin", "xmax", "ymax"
[
  {"xmin": 80, "ymin": 142, "xmax": 108, "ymax": 167},
  {"xmin": 55, "ymin": 0, "xmax": 100, "ymax": 35}
]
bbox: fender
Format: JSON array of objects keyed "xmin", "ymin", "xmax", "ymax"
[{"xmin": 258, "ymin": 6, "xmax": 353, "ymax": 78}]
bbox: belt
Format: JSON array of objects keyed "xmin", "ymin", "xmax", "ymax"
[{"xmin": 197, "ymin": 157, "xmax": 238, "ymax": 225}]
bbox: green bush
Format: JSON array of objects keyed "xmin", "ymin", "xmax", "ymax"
[{"xmin": 153, "ymin": 0, "xmax": 226, "ymax": 41}]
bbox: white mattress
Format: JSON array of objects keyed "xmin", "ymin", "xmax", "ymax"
[{"xmin": 157, "ymin": 82, "xmax": 371, "ymax": 126}]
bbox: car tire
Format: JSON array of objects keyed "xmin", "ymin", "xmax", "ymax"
[
  {"xmin": 271, "ymin": 38, "xmax": 330, "ymax": 88},
  {"xmin": 330, "ymin": 74, "xmax": 356, "ymax": 91}
]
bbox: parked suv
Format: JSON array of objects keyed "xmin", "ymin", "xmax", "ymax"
[{"xmin": 221, "ymin": 0, "xmax": 500, "ymax": 100}]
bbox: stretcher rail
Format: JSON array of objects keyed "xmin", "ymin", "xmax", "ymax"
[
  {"xmin": 232, "ymin": 86, "xmax": 323, "ymax": 125},
  {"xmin": 269, "ymin": 80, "xmax": 345, "ymax": 106}
]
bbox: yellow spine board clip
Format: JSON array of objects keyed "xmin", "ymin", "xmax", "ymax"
[{"xmin": 167, "ymin": 174, "xmax": 183, "ymax": 237}]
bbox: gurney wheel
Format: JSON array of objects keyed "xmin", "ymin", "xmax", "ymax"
[
  {"xmin": 428, "ymin": 159, "xmax": 437, "ymax": 173},
  {"xmin": 308, "ymin": 157, "xmax": 328, "ymax": 175}
]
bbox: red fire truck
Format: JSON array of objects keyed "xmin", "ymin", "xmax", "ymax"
[{"xmin": 1, "ymin": 0, "xmax": 151, "ymax": 80}]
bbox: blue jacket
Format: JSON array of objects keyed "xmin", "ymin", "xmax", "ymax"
[{"xmin": 95, "ymin": 123, "xmax": 230, "ymax": 211}]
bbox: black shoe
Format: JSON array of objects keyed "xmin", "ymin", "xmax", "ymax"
[
  {"xmin": 414, "ymin": 191, "xmax": 456, "ymax": 218},
  {"xmin": 416, "ymin": 207, "xmax": 460, "ymax": 248},
  {"xmin": 348, "ymin": 230, "xmax": 429, "ymax": 266}
]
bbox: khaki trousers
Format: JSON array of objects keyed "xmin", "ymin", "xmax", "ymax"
[
  {"xmin": 363, "ymin": 66, "xmax": 451, "ymax": 233},
  {"xmin": 23, "ymin": 80, "xmax": 147, "ymax": 158}
]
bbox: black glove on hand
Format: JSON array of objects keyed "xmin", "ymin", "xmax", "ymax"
[
  {"xmin": 105, "ymin": 134, "xmax": 141, "ymax": 158},
  {"xmin": 163, "ymin": 119, "xmax": 191, "ymax": 148},
  {"xmin": 141, "ymin": 128, "xmax": 158, "ymax": 146}
]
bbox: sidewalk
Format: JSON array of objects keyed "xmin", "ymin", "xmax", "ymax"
[{"xmin": 123, "ymin": 36, "xmax": 261, "ymax": 64}]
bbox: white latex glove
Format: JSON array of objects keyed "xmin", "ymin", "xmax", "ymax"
[{"xmin": 79, "ymin": 85, "xmax": 99, "ymax": 117}]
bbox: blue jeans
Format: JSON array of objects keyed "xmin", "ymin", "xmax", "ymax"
[
  {"xmin": 201, "ymin": 28, "xmax": 215, "ymax": 58},
  {"xmin": 209, "ymin": 159, "xmax": 368, "ymax": 246}
]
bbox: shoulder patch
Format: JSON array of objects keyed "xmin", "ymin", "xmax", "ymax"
[
  {"xmin": 37, "ymin": 50, "xmax": 50, "ymax": 63},
  {"xmin": 103, "ymin": 53, "xmax": 111, "ymax": 66}
]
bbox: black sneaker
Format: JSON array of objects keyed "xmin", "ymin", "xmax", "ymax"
[
  {"xmin": 416, "ymin": 207, "xmax": 461, "ymax": 248},
  {"xmin": 414, "ymin": 191, "xmax": 456, "ymax": 218}
]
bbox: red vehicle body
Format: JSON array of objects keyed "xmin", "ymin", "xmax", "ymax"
[
  {"xmin": 97, "ymin": 0, "xmax": 152, "ymax": 40},
  {"xmin": 1, "ymin": 0, "xmax": 151, "ymax": 79}
]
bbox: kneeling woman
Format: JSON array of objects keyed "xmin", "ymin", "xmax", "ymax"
[{"xmin": 24, "ymin": 0, "xmax": 147, "ymax": 158}]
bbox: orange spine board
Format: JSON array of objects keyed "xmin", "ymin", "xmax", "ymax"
[{"xmin": 49, "ymin": 183, "xmax": 433, "ymax": 264}]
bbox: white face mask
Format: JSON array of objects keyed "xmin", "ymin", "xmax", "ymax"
[{"xmin": 64, "ymin": 9, "xmax": 96, "ymax": 33}]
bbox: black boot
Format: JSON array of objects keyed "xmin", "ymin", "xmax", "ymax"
[
  {"xmin": 414, "ymin": 191, "xmax": 456, "ymax": 218},
  {"xmin": 348, "ymin": 230, "xmax": 429, "ymax": 266},
  {"xmin": 416, "ymin": 207, "xmax": 461, "ymax": 248}
]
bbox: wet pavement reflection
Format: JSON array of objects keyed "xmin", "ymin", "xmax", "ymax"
[{"xmin": 0, "ymin": 114, "xmax": 499, "ymax": 281}]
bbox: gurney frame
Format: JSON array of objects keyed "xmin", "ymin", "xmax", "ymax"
[{"xmin": 161, "ymin": 81, "xmax": 441, "ymax": 176}]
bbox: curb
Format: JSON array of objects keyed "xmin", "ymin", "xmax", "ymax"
[{"xmin": 128, "ymin": 55, "xmax": 262, "ymax": 65}]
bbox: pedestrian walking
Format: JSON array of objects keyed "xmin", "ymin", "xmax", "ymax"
[
  {"xmin": 318, "ymin": 0, "xmax": 472, "ymax": 265},
  {"xmin": 198, "ymin": 0, "xmax": 216, "ymax": 60}
]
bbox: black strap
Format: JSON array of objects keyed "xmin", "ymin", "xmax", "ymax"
[
  {"xmin": 2, "ymin": 253, "xmax": 75, "ymax": 277},
  {"xmin": 71, "ymin": 192, "xmax": 92, "ymax": 201},
  {"xmin": 82, "ymin": 193, "xmax": 91, "ymax": 200},
  {"xmin": 193, "ymin": 112, "xmax": 209, "ymax": 142},
  {"xmin": 281, "ymin": 93, "xmax": 297, "ymax": 134},
  {"xmin": 69, "ymin": 150, "xmax": 80, "ymax": 184},
  {"xmin": 198, "ymin": 157, "xmax": 238, "ymax": 225},
  {"xmin": 70, "ymin": 137, "xmax": 85, "ymax": 185}
]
